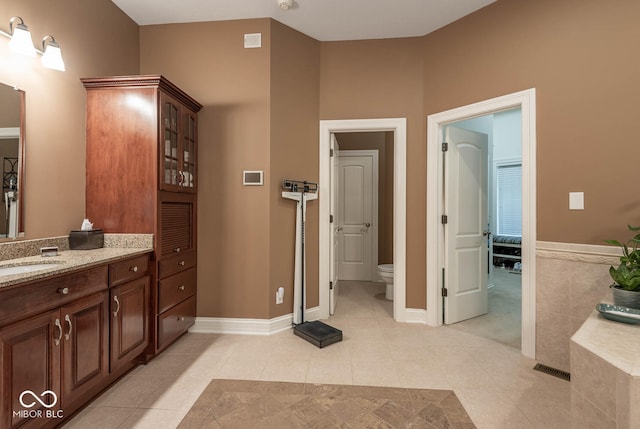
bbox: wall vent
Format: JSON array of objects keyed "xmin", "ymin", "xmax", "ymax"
[{"xmin": 244, "ymin": 33, "xmax": 262, "ymax": 49}]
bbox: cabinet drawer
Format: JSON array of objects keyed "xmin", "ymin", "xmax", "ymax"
[
  {"xmin": 109, "ymin": 254, "xmax": 150, "ymax": 287},
  {"xmin": 0, "ymin": 266, "xmax": 108, "ymax": 327},
  {"xmin": 157, "ymin": 295, "xmax": 195, "ymax": 350},
  {"xmin": 158, "ymin": 268, "xmax": 196, "ymax": 314},
  {"xmin": 158, "ymin": 251, "xmax": 196, "ymax": 279}
]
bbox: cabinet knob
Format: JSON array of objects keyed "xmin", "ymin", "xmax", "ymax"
[
  {"xmin": 178, "ymin": 316, "xmax": 185, "ymax": 322},
  {"xmin": 178, "ymin": 260, "xmax": 185, "ymax": 266},
  {"xmin": 129, "ymin": 266, "xmax": 138, "ymax": 272},
  {"xmin": 57, "ymin": 287, "xmax": 69, "ymax": 295},
  {"xmin": 178, "ymin": 285, "xmax": 185, "ymax": 291},
  {"xmin": 174, "ymin": 247, "xmax": 181, "ymax": 253}
]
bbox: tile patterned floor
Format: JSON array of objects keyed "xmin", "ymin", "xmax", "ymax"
[
  {"xmin": 178, "ymin": 379, "xmax": 476, "ymax": 428},
  {"xmin": 62, "ymin": 281, "xmax": 571, "ymax": 429}
]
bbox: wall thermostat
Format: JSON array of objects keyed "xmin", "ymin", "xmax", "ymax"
[{"xmin": 243, "ymin": 171, "xmax": 264, "ymax": 186}]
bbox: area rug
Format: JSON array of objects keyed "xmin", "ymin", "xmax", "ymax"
[{"xmin": 178, "ymin": 379, "xmax": 476, "ymax": 428}]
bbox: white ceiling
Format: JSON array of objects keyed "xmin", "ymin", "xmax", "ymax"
[{"xmin": 110, "ymin": 0, "xmax": 496, "ymax": 42}]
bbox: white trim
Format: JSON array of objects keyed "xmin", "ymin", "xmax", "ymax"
[
  {"xmin": 404, "ymin": 308, "xmax": 428, "ymax": 324},
  {"xmin": 338, "ymin": 149, "xmax": 379, "ymax": 281},
  {"xmin": 536, "ymin": 240, "xmax": 620, "ymax": 256},
  {"xmin": 320, "ymin": 118, "xmax": 407, "ymax": 322},
  {"xmin": 537, "ymin": 240, "xmax": 620, "ymax": 265},
  {"xmin": 426, "ymin": 89, "xmax": 537, "ymax": 359},
  {"xmin": 190, "ymin": 307, "xmax": 320, "ymax": 335},
  {"xmin": 0, "ymin": 127, "xmax": 19, "ymax": 139}
]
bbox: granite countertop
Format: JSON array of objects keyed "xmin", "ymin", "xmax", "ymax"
[
  {"xmin": 0, "ymin": 234, "xmax": 153, "ymax": 288},
  {"xmin": 572, "ymin": 301, "xmax": 640, "ymax": 376}
]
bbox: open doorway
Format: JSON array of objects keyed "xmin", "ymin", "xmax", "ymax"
[
  {"xmin": 443, "ymin": 110, "xmax": 523, "ymax": 349},
  {"xmin": 330, "ymin": 132, "xmax": 394, "ymax": 320},
  {"xmin": 319, "ymin": 118, "xmax": 408, "ymax": 322},
  {"xmin": 426, "ymin": 89, "xmax": 537, "ymax": 359}
]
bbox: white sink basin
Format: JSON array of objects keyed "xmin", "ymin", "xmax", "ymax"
[{"xmin": 0, "ymin": 263, "xmax": 61, "ymax": 276}]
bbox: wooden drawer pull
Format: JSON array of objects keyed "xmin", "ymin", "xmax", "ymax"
[{"xmin": 57, "ymin": 287, "xmax": 69, "ymax": 295}]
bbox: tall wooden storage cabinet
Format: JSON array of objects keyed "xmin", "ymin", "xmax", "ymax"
[{"xmin": 82, "ymin": 75, "xmax": 202, "ymax": 355}]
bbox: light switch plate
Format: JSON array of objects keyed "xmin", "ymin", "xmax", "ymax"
[{"xmin": 569, "ymin": 192, "xmax": 584, "ymax": 210}]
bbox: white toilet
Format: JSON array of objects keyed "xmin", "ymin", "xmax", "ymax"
[{"xmin": 377, "ymin": 264, "xmax": 394, "ymax": 300}]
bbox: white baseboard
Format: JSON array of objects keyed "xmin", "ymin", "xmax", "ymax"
[
  {"xmin": 190, "ymin": 306, "xmax": 320, "ymax": 336},
  {"xmin": 403, "ymin": 308, "xmax": 428, "ymax": 324}
]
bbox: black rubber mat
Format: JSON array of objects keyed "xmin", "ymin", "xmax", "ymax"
[{"xmin": 293, "ymin": 321, "xmax": 343, "ymax": 348}]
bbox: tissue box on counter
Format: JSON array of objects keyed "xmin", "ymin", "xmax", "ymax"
[{"xmin": 69, "ymin": 229, "xmax": 104, "ymax": 250}]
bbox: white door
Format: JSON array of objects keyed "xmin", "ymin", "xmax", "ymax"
[
  {"xmin": 338, "ymin": 153, "xmax": 376, "ymax": 281},
  {"xmin": 444, "ymin": 126, "xmax": 489, "ymax": 324},
  {"xmin": 329, "ymin": 134, "xmax": 340, "ymax": 315}
]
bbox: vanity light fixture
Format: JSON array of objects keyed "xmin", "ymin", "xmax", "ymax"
[
  {"xmin": 0, "ymin": 16, "xmax": 66, "ymax": 71},
  {"xmin": 41, "ymin": 35, "xmax": 65, "ymax": 71},
  {"xmin": 8, "ymin": 16, "xmax": 36, "ymax": 57}
]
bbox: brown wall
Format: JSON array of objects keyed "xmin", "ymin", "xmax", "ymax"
[
  {"xmin": 422, "ymin": 0, "xmax": 640, "ymax": 245},
  {"xmin": 319, "ymin": 37, "xmax": 426, "ymax": 308},
  {"xmin": 7, "ymin": 0, "xmax": 638, "ymax": 320},
  {"xmin": 0, "ymin": 0, "xmax": 139, "ymax": 239},
  {"xmin": 141, "ymin": 19, "xmax": 321, "ymax": 320},
  {"xmin": 269, "ymin": 21, "xmax": 321, "ymax": 318},
  {"xmin": 140, "ymin": 19, "xmax": 273, "ymax": 319},
  {"xmin": 335, "ymin": 131, "xmax": 394, "ymax": 264}
]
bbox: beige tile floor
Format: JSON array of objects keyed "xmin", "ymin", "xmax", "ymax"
[
  {"xmin": 63, "ymin": 280, "xmax": 571, "ymax": 429},
  {"xmin": 450, "ymin": 268, "xmax": 522, "ymax": 348}
]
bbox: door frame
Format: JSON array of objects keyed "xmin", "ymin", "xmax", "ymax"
[
  {"xmin": 319, "ymin": 118, "xmax": 407, "ymax": 321},
  {"xmin": 426, "ymin": 89, "xmax": 536, "ymax": 359},
  {"xmin": 338, "ymin": 149, "xmax": 379, "ymax": 281}
]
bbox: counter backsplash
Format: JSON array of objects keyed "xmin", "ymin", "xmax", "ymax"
[{"xmin": 0, "ymin": 234, "xmax": 153, "ymax": 261}]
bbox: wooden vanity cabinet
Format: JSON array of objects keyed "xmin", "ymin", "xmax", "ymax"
[
  {"xmin": 109, "ymin": 255, "xmax": 150, "ymax": 372},
  {"xmin": 0, "ymin": 267, "xmax": 109, "ymax": 429},
  {"xmin": 0, "ymin": 254, "xmax": 151, "ymax": 429},
  {"xmin": 83, "ymin": 75, "xmax": 202, "ymax": 355}
]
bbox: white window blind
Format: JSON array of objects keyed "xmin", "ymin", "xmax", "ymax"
[{"xmin": 496, "ymin": 164, "xmax": 522, "ymax": 236}]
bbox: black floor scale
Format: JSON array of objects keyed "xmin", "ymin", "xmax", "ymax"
[{"xmin": 282, "ymin": 179, "xmax": 342, "ymax": 348}]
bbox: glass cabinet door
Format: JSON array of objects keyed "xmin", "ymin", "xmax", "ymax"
[
  {"xmin": 161, "ymin": 97, "xmax": 181, "ymax": 192},
  {"xmin": 181, "ymin": 111, "xmax": 197, "ymax": 192}
]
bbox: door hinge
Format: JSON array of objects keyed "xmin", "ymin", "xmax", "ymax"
[
  {"xmin": 329, "ymin": 281, "xmax": 333, "ymax": 290},
  {"xmin": 442, "ymin": 142, "xmax": 449, "ymax": 152},
  {"xmin": 441, "ymin": 215, "xmax": 448, "ymax": 224},
  {"xmin": 442, "ymin": 287, "xmax": 448, "ymax": 297},
  {"xmin": 330, "ymin": 148, "xmax": 334, "ymax": 157},
  {"xmin": 330, "ymin": 214, "xmax": 334, "ymax": 223}
]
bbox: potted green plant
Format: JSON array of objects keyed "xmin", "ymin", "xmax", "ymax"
[{"xmin": 605, "ymin": 224, "xmax": 640, "ymax": 309}]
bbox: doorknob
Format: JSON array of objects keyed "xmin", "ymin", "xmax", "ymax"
[
  {"xmin": 483, "ymin": 230, "xmax": 492, "ymax": 237},
  {"xmin": 365, "ymin": 223, "xmax": 371, "ymax": 228}
]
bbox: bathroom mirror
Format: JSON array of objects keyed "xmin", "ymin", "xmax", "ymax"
[{"xmin": 0, "ymin": 82, "xmax": 25, "ymax": 239}]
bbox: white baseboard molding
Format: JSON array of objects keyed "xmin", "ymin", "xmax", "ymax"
[
  {"xmin": 190, "ymin": 306, "xmax": 320, "ymax": 336},
  {"xmin": 403, "ymin": 308, "xmax": 428, "ymax": 324}
]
